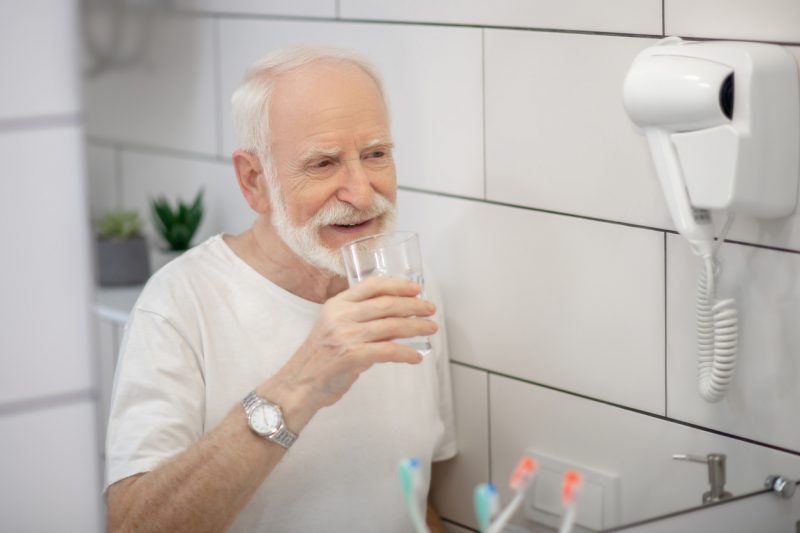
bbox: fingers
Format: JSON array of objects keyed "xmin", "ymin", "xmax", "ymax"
[
  {"xmin": 357, "ymin": 317, "xmax": 438, "ymax": 344},
  {"xmin": 365, "ymin": 341, "xmax": 425, "ymax": 365},
  {"xmin": 342, "ymin": 341, "xmax": 424, "ymax": 369},
  {"xmin": 339, "ymin": 276, "xmax": 422, "ymax": 302},
  {"xmin": 349, "ymin": 295, "xmax": 436, "ymax": 322}
]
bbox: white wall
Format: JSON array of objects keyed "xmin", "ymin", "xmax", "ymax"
[
  {"xmin": 85, "ymin": 2, "xmax": 800, "ymax": 531},
  {"xmin": 0, "ymin": 1, "xmax": 102, "ymax": 530}
]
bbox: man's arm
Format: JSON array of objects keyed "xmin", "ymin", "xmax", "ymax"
[
  {"xmin": 107, "ymin": 277, "xmax": 437, "ymax": 533},
  {"xmin": 106, "ymin": 375, "xmax": 309, "ymax": 533}
]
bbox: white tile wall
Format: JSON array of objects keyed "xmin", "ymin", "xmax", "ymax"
[
  {"xmin": 0, "ymin": 0, "xmax": 80, "ymax": 120},
  {"xmin": 174, "ymin": 0, "xmax": 336, "ymax": 17},
  {"xmin": 431, "ymin": 364, "xmax": 489, "ymax": 530},
  {"xmin": 0, "ymin": 401, "xmax": 102, "ymax": 532},
  {"xmin": 397, "ymin": 190, "xmax": 666, "ymax": 414},
  {"xmin": 85, "ymin": 14, "xmax": 218, "ymax": 155},
  {"xmin": 87, "ymin": 144, "xmax": 118, "ymax": 221},
  {"xmin": 489, "ymin": 374, "xmax": 800, "ymax": 529},
  {"xmin": 218, "ymin": 19, "xmax": 484, "ymax": 198},
  {"xmin": 340, "ymin": 0, "xmax": 662, "ymax": 36},
  {"xmin": 120, "ymin": 151, "xmax": 254, "ymax": 249},
  {"xmin": 485, "ymin": 30, "xmax": 671, "ymax": 230},
  {"xmin": 666, "ymin": 235, "xmax": 800, "ymax": 452},
  {"xmin": 0, "ymin": 127, "xmax": 94, "ymax": 405},
  {"xmin": 666, "ymin": 0, "xmax": 800, "ymax": 43}
]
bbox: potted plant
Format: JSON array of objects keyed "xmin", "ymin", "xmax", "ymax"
[
  {"xmin": 149, "ymin": 189, "xmax": 204, "ymax": 270},
  {"xmin": 95, "ymin": 210, "xmax": 151, "ymax": 286}
]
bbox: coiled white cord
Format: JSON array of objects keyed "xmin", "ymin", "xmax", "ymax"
[{"xmin": 695, "ymin": 214, "xmax": 738, "ymax": 402}]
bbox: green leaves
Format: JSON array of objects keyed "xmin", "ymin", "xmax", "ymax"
[
  {"xmin": 97, "ymin": 210, "xmax": 143, "ymax": 240},
  {"xmin": 150, "ymin": 189, "xmax": 204, "ymax": 251}
]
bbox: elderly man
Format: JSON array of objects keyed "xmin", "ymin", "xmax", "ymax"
[{"xmin": 105, "ymin": 46, "xmax": 456, "ymax": 532}]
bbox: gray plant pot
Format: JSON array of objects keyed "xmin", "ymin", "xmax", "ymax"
[{"xmin": 96, "ymin": 235, "xmax": 151, "ymax": 286}]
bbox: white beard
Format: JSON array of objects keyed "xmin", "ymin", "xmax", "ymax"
[{"xmin": 266, "ymin": 176, "xmax": 396, "ymax": 276}]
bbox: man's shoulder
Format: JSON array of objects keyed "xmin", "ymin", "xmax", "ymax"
[{"xmin": 135, "ymin": 235, "xmax": 232, "ymax": 313}]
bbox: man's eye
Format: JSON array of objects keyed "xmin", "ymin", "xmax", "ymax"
[
  {"xmin": 316, "ymin": 159, "xmax": 333, "ymax": 168},
  {"xmin": 367, "ymin": 150, "xmax": 385, "ymax": 159}
]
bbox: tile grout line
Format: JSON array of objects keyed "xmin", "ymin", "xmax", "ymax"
[
  {"xmin": 486, "ymin": 371, "xmax": 492, "ymax": 484},
  {"xmin": 88, "ymin": 136, "xmax": 228, "ymax": 164},
  {"xmin": 450, "ymin": 360, "xmax": 800, "ymax": 457},
  {"xmin": 172, "ymin": 9, "xmax": 800, "ymax": 47},
  {"xmin": 399, "ymin": 185, "xmax": 800, "ymax": 256},
  {"xmin": 212, "ymin": 16, "xmax": 225, "ymax": 158},
  {"xmin": 441, "ymin": 517, "xmax": 479, "ymax": 532},
  {"xmin": 0, "ymin": 113, "xmax": 82, "ymax": 134},
  {"xmin": 664, "ymin": 232, "xmax": 668, "ymax": 417},
  {"xmin": 114, "ymin": 143, "xmax": 124, "ymax": 210},
  {"xmin": 174, "ymin": 8, "xmax": 662, "ymax": 39},
  {"xmin": 481, "ymin": 28, "xmax": 488, "ymax": 201},
  {"xmin": 0, "ymin": 389, "xmax": 96, "ymax": 419}
]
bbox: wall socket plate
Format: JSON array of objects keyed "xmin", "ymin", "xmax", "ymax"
[{"xmin": 523, "ymin": 448, "xmax": 621, "ymax": 532}]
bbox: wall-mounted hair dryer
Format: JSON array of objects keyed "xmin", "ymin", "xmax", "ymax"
[{"xmin": 622, "ymin": 36, "xmax": 800, "ymax": 402}]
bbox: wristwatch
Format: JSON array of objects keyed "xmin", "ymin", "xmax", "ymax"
[{"xmin": 242, "ymin": 390, "xmax": 298, "ymax": 449}]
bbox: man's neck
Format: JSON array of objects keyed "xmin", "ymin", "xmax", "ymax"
[{"xmin": 223, "ymin": 221, "xmax": 348, "ymax": 304}]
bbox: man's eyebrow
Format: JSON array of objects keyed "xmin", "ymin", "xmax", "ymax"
[
  {"xmin": 299, "ymin": 138, "xmax": 394, "ymax": 163},
  {"xmin": 363, "ymin": 137, "xmax": 395, "ymax": 150},
  {"xmin": 299, "ymin": 145, "xmax": 342, "ymax": 162}
]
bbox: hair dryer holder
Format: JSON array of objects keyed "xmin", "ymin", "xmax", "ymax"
[
  {"xmin": 623, "ymin": 36, "xmax": 800, "ymax": 238},
  {"xmin": 622, "ymin": 37, "xmax": 800, "ymax": 402}
]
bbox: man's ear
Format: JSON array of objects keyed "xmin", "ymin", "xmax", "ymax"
[{"xmin": 232, "ymin": 150, "xmax": 271, "ymax": 214}]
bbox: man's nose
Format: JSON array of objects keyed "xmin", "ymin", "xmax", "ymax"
[{"xmin": 336, "ymin": 159, "xmax": 375, "ymax": 211}]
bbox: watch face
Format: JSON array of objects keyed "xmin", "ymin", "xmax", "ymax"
[{"xmin": 250, "ymin": 404, "xmax": 281, "ymax": 436}]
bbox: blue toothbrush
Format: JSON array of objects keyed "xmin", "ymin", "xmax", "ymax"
[{"xmin": 399, "ymin": 458, "xmax": 429, "ymax": 533}]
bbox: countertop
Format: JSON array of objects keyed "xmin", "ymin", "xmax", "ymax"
[{"xmin": 94, "ymin": 285, "xmax": 143, "ymax": 324}]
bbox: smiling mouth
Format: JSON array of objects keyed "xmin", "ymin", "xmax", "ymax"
[{"xmin": 332, "ymin": 219, "xmax": 373, "ymax": 230}]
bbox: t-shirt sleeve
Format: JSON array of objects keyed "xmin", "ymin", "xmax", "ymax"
[
  {"xmin": 428, "ymin": 277, "xmax": 458, "ymax": 462},
  {"xmin": 104, "ymin": 307, "xmax": 205, "ymax": 491}
]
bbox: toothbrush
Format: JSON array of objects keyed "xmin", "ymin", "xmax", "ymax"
[
  {"xmin": 473, "ymin": 483, "xmax": 500, "ymax": 532},
  {"xmin": 557, "ymin": 470, "xmax": 583, "ymax": 533},
  {"xmin": 485, "ymin": 456, "xmax": 538, "ymax": 533},
  {"xmin": 398, "ymin": 458, "xmax": 429, "ymax": 533}
]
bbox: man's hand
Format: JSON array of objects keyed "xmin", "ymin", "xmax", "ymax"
[{"xmin": 269, "ymin": 277, "xmax": 438, "ymax": 414}]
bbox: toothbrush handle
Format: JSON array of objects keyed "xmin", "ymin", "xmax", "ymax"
[
  {"xmin": 558, "ymin": 505, "xmax": 577, "ymax": 533},
  {"xmin": 406, "ymin": 494, "xmax": 429, "ymax": 533},
  {"xmin": 486, "ymin": 491, "xmax": 524, "ymax": 533}
]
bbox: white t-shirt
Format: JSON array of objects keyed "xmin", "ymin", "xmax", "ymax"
[{"xmin": 105, "ymin": 234, "xmax": 457, "ymax": 532}]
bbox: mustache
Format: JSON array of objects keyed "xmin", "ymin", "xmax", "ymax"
[{"xmin": 308, "ymin": 194, "xmax": 395, "ymax": 227}]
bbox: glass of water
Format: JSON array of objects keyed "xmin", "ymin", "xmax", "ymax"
[{"xmin": 340, "ymin": 231, "xmax": 432, "ymax": 356}]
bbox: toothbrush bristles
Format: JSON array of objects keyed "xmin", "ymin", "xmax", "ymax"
[
  {"xmin": 562, "ymin": 470, "xmax": 583, "ymax": 506},
  {"xmin": 509, "ymin": 456, "xmax": 538, "ymax": 490}
]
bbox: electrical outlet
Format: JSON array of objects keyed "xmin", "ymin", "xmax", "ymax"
[{"xmin": 523, "ymin": 448, "xmax": 620, "ymax": 532}]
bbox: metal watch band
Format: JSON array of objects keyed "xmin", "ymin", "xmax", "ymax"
[
  {"xmin": 242, "ymin": 390, "xmax": 298, "ymax": 449},
  {"xmin": 242, "ymin": 390, "xmax": 264, "ymax": 416},
  {"xmin": 270, "ymin": 425, "xmax": 298, "ymax": 448}
]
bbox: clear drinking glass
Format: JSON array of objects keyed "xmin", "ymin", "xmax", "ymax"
[{"xmin": 340, "ymin": 231, "xmax": 432, "ymax": 356}]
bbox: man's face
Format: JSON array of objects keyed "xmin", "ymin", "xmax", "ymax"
[{"xmin": 266, "ymin": 61, "xmax": 397, "ymax": 274}]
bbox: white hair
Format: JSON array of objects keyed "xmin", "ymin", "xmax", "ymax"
[{"xmin": 230, "ymin": 45, "xmax": 389, "ymax": 165}]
